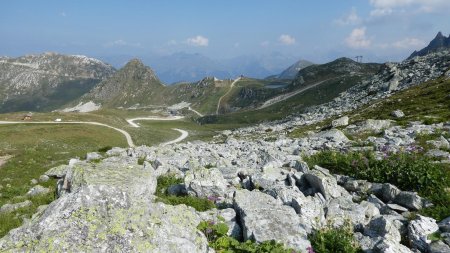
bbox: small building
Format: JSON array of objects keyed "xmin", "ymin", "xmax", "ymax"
[
  {"xmin": 22, "ymin": 112, "xmax": 32, "ymax": 120},
  {"xmin": 55, "ymin": 118, "xmax": 62, "ymax": 122}
]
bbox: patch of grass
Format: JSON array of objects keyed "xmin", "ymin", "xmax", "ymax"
[
  {"xmin": 0, "ymin": 124, "xmax": 127, "ymax": 237},
  {"xmin": 351, "ymin": 77, "xmax": 450, "ymax": 126},
  {"xmin": 198, "ymin": 219, "xmax": 295, "ymax": 253},
  {"xmin": 305, "ymin": 151, "xmax": 450, "ymax": 220},
  {"xmin": 309, "ymin": 222, "xmax": 362, "ymax": 253},
  {"xmin": 98, "ymin": 146, "xmax": 113, "ymax": 153},
  {"xmin": 155, "ymin": 175, "xmax": 215, "ymax": 212}
]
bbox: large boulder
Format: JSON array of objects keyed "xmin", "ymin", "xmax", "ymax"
[
  {"xmin": 304, "ymin": 166, "xmax": 349, "ymax": 200},
  {"xmin": 394, "ymin": 191, "xmax": 424, "ymax": 211},
  {"xmin": 348, "ymin": 119, "xmax": 392, "ymax": 134},
  {"xmin": 313, "ymin": 129, "xmax": 349, "ymax": 143},
  {"xmin": 184, "ymin": 167, "xmax": 228, "ymax": 198},
  {"xmin": 0, "ymin": 158, "xmax": 209, "ymax": 253},
  {"xmin": 326, "ymin": 198, "xmax": 379, "ymax": 227},
  {"xmin": 364, "ymin": 215, "xmax": 405, "ymax": 243},
  {"xmin": 233, "ymin": 189, "xmax": 310, "ymax": 251},
  {"xmin": 332, "ymin": 116, "xmax": 349, "ymax": 128}
]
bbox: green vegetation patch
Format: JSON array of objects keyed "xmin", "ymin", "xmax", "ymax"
[
  {"xmin": 0, "ymin": 124, "xmax": 127, "ymax": 237},
  {"xmin": 305, "ymin": 151, "xmax": 450, "ymax": 220},
  {"xmin": 155, "ymin": 175, "xmax": 215, "ymax": 212},
  {"xmin": 197, "ymin": 219, "xmax": 294, "ymax": 253},
  {"xmin": 309, "ymin": 222, "xmax": 362, "ymax": 253}
]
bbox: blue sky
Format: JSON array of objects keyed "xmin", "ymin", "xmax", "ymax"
[{"xmin": 0, "ymin": 0, "xmax": 449, "ymax": 62}]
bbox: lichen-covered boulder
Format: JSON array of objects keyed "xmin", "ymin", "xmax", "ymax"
[{"xmin": 0, "ymin": 158, "xmax": 209, "ymax": 253}]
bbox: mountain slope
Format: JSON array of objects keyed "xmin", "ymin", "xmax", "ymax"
[
  {"xmin": 0, "ymin": 53, "xmax": 115, "ymax": 113},
  {"xmin": 82, "ymin": 59, "xmax": 165, "ymax": 108},
  {"xmin": 275, "ymin": 60, "xmax": 314, "ymax": 79},
  {"xmin": 408, "ymin": 32, "xmax": 450, "ymax": 59}
]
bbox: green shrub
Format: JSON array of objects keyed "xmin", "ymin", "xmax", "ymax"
[
  {"xmin": 197, "ymin": 219, "xmax": 295, "ymax": 253},
  {"xmin": 155, "ymin": 175, "xmax": 215, "ymax": 212},
  {"xmin": 137, "ymin": 157, "xmax": 145, "ymax": 165},
  {"xmin": 305, "ymin": 151, "xmax": 450, "ymax": 220},
  {"xmin": 309, "ymin": 223, "xmax": 362, "ymax": 253},
  {"xmin": 97, "ymin": 146, "xmax": 113, "ymax": 153}
]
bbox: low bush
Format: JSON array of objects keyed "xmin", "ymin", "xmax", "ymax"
[
  {"xmin": 305, "ymin": 151, "xmax": 450, "ymax": 220},
  {"xmin": 155, "ymin": 175, "xmax": 215, "ymax": 212},
  {"xmin": 309, "ymin": 223, "xmax": 362, "ymax": 253}
]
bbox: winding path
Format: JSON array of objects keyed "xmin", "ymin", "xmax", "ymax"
[
  {"xmin": 0, "ymin": 121, "xmax": 135, "ymax": 147},
  {"xmin": 0, "ymin": 115, "xmax": 189, "ymax": 148},
  {"xmin": 216, "ymin": 77, "xmax": 241, "ymax": 115}
]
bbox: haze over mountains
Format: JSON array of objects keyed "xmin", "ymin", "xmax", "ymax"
[{"xmin": 98, "ymin": 52, "xmax": 301, "ymax": 84}]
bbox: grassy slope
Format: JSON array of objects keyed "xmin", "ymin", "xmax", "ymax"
[
  {"xmin": 0, "ymin": 124, "xmax": 127, "ymax": 237},
  {"xmin": 289, "ymin": 76, "xmax": 450, "ymax": 137}
]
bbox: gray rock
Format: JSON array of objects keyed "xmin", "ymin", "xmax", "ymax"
[
  {"xmin": 86, "ymin": 152, "xmax": 103, "ymax": 162},
  {"xmin": 313, "ymin": 129, "xmax": 349, "ymax": 143},
  {"xmin": 326, "ymin": 198, "xmax": 379, "ymax": 227},
  {"xmin": 442, "ymin": 232, "xmax": 450, "ymax": 246},
  {"xmin": 185, "ymin": 167, "xmax": 228, "ymax": 198},
  {"xmin": 391, "ymin": 110, "xmax": 405, "ymax": 118},
  {"xmin": 0, "ymin": 200, "xmax": 32, "ymax": 214},
  {"xmin": 387, "ymin": 203, "xmax": 409, "ymax": 213},
  {"xmin": 394, "ymin": 191, "xmax": 424, "ymax": 211},
  {"xmin": 364, "ymin": 215, "xmax": 404, "ymax": 243},
  {"xmin": 408, "ymin": 215, "xmax": 439, "ymax": 252},
  {"xmin": 381, "ymin": 183, "xmax": 401, "ymax": 202},
  {"xmin": 349, "ymin": 119, "xmax": 392, "ymax": 134},
  {"xmin": 374, "ymin": 239, "xmax": 414, "ymax": 253},
  {"xmin": 292, "ymin": 193, "xmax": 326, "ymax": 230},
  {"xmin": 26, "ymin": 185, "xmax": 51, "ymax": 197},
  {"xmin": 304, "ymin": 166, "xmax": 349, "ymax": 200},
  {"xmin": 39, "ymin": 175, "xmax": 50, "ymax": 183},
  {"xmin": 30, "ymin": 178, "xmax": 38, "ymax": 185},
  {"xmin": 45, "ymin": 164, "xmax": 70, "ymax": 178},
  {"xmin": 426, "ymin": 149, "xmax": 450, "ymax": 159},
  {"xmin": 332, "ymin": 116, "xmax": 349, "ymax": 128},
  {"xmin": 233, "ymin": 189, "xmax": 311, "ymax": 251},
  {"xmin": 438, "ymin": 216, "xmax": 450, "ymax": 233},
  {"xmin": 428, "ymin": 241, "xmax": 450, "ymax": 253}
]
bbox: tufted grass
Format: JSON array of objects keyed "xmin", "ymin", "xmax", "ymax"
[{"xmin": 155, "ymin": 175, "xmax": 215, "ymax": 212}]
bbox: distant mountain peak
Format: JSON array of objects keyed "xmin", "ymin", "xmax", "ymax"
[{"xmin": 408, "ymin": 32, "xmax": 450, "ymax": 59}]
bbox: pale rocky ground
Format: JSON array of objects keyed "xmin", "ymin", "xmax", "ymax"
[{"xmin": 0, "ymin": 51, "xmax": 449, "ymax": 252}]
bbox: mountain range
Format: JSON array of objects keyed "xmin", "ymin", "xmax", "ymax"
[{"xmin": 0, "ymin": 32, "xmax": 448, "ymax": 117}]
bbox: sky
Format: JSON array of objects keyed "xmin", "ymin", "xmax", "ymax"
[{"xmin": 0, "ymin": 0, "xmax": 449, "ymax": 63}]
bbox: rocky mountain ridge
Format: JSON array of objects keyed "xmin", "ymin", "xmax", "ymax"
[
  {"xmin": 0, "ymin": 52, "xmax": 115, "ymax": 112},
  {"xmin": 409, "ymin": 32, "xmax": 450, "ymax": 59}
]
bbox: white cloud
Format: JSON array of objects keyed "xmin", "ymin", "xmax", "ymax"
[
  {"xmin": 186, "ymin": 35, "xmax": 209, "ymax": 47},
  {"xmin": 392, "ymin": 37, "xmax": 426, "ymax": 49},
  {"xmin": 334, "ymin": 7, "xmax": 361, "ymax": 26},
  {"xmin": 104, "ymin": 40, "xmax": 142, "ymax": 48},
  {"xmin": 278, "ymin": 34, "xmax": 296, "ymax": 45},
  {"xmin": 369, "ymin": 0, "xmax": 450, "ymax": 16},
  {"xmin": 59, "ymin": 12, "xmax": 67, "ymax": 17},
  {"xmin": 345, "ymin": 27, "xmax": 371, "ymax": 49}
]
